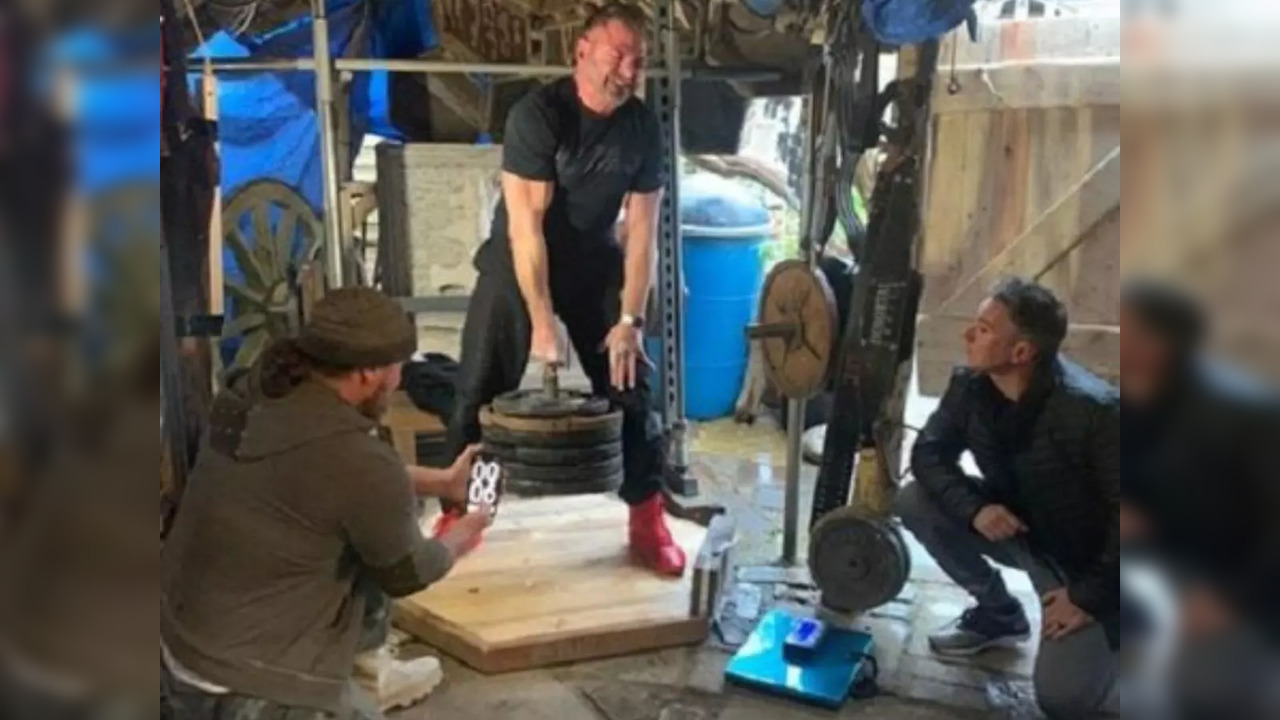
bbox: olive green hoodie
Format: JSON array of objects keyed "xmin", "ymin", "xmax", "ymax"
[{"xmin": 160, "ymin": 380, "xmax": 452, "ymax": 713}]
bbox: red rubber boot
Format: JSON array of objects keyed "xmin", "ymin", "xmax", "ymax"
[
  {"xmin": 431, "ymin": 509, "xmax": 483, "ymax": 555},
  {"xmin": 628, "ymin": 494, "xmax": 687, "ymax": 577}
]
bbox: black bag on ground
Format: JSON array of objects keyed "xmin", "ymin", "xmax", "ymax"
[{"xmin": 401, "ymin": 353, "xmax": 461, "ymax": 419}]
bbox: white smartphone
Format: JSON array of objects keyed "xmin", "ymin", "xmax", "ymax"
[{"xmin": 467, "ymin": 451, "xmax": 504, "ymax": 520}]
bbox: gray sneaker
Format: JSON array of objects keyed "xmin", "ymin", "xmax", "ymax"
[{"xmin": 928, "ymin": 603, "xmax": 1031, "ymax": 657}]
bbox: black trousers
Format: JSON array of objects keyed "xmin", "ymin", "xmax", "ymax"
[{"xmin": 445, "ymin": 259, "xmax": 665, "ymax": 508}]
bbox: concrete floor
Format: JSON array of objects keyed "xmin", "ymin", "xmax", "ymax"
[{"xmin": 388, "ymin": 378, "xmax": 1057, "ymax": 720}]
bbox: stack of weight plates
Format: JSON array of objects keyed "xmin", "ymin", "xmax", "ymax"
[{"xmin": 479, "ymin": 387, "xmax": 624, "ymax": 496}]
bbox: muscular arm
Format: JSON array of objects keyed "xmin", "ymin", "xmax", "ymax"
[
  {"xmin": 504, "ymin": 173, "xmax": 556, "ymax": 329},
  {"xmin": 407, "ymin": 465, "xmax": 453, "ymax": 499},
  {"xmin": 501, "ymin": 97, "xmax": 560, "ymax": 331},
  {"xmin": 621, "ymin": 190, "xmax": 661, "ymax": 317},
  {"xmin": 621, "ymin": 110, "xmax": 667, "ymax": 319}
]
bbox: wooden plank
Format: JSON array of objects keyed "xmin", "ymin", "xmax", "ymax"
[
  {"xmin": 932, "ymin": 145, "xmax": 1120, "ymax": 317},
  {"xmin": 394, "ymin": 494, "xmax": 710, "ymax": 674},
  {"xmin": 382, "ymin": 392, "xmax": 445, "ymax": 465},
  {"xmin": 932, "ymin": 59, "xmax": 1120, "ymax": 114}
]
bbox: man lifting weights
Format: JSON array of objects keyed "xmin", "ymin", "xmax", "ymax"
[{"xmin": 440, "ymin": 2, "xmax": 685, "ymax": 576}]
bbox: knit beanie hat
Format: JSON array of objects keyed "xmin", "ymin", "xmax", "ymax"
[{"xmin": 295, "ymin": 287, "xmax": 416, "ymax": 368}]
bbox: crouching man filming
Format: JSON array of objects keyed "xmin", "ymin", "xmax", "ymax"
[
  {"xmin": 896, "ymin": 278, "xmax": 1120, "ymax": 719},
  {"xmin": 161, "ymin": 288, "xmax": 490, "ymax": 720}
]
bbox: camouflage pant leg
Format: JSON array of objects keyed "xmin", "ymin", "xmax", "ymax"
[
  {"xmin": 356, "ymin": 576, "xmax": 391, "ymax": 654},
  {"xmin": 161, "ymin": 665, "xmax": 364, "ymax": 720}
]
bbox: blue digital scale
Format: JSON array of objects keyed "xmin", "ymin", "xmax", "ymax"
[{"xmin": 724, "ymin": 610, "xmax": 878, "ymax": 710}]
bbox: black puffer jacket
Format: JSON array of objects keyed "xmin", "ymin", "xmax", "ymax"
[
  {"xmin": 912, "ymin": 357, "xmax": 1121, "ymax": 632},
  {"xmin": 1124, "ymin": 359, "xmax": 1280, "ymax": 640}
]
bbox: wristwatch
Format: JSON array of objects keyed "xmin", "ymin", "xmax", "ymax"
[{"xmin": 620, "ymin": 313, "xmax": 645, "ymax": 329}]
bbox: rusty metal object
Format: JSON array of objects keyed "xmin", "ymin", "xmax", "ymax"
[
  {"xmin": 479, "ymin": 370, "xmax": 623, "ymax": 496},
  {"xmin": 808, "ymin": 506, "xmax": 911, "ymax": 614},
  {"xmin": 747, "ymin": 259, "xmax": 839, "ymax": 400}
]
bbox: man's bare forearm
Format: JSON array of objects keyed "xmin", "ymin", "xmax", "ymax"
[
  {"xmin": 407, "ymin": 465, "xmax": 450, "ymax": 498},
  {"xmin": 512, "ymin": 228, "xmax": 556, "ymax": 328},
  {"xmin": 621, "ymin": 192, "xmax": 661, "ymax": 318},
  {"xmin": 621, "ymin": 231, "xmax": 653, "ymax": 318}
]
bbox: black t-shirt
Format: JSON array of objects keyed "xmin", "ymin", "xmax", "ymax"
[{"xmin": 477, "ymin": 77, "xmax": 666, "ymax": 278}]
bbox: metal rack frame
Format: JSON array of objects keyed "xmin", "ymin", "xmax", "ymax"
[{"xmin": 180, "ymin": 0, "xmax": 696, "ymax": 478}]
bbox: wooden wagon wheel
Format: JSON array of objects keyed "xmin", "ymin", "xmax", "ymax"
[{"xmin": 221, "ymin": 179, "xmax": 323, "ymax": 376}]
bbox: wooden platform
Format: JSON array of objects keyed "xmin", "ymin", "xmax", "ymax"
[{"xmin": 394, "ymin": 494, "xmax": 711, "ymax": 673}]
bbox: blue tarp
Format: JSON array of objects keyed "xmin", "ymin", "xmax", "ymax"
[
  {"xmin": 186, "ymin": 0, "xmax": 440, "ymax": 215},
  {"xmin": 65, "ymin": 0, "xmax": 440, "ymax": 211}
]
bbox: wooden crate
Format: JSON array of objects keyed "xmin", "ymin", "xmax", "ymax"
[{"xmin": 394, "ymin": 494, "xmax": 711, "ymax": 673}]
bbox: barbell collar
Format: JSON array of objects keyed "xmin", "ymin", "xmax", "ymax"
[{"xmin": 746, "ymin": 322, "xmax": 800, "ymax": 341}]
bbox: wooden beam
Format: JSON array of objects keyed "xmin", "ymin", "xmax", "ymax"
[
  {"xmin": 201, "ymin": 67, "xmax": 224, "ymax": 319},
  {"xmin": 933, "ymin": 58, "xmax": 1120, "ymax": 114},
  {"xmin": 933, "ymin": 145, "xmax": 1121, "ymax": 317}
]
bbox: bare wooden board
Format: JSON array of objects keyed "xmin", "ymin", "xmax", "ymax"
[
  {"xmin": 382, "ymin": 391, "xmax": 445, "ymax": 465},
  {"xmin": 394, "ymin": 494, "xmax": 710, "ymax": 673}
]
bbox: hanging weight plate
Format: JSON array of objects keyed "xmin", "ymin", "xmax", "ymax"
[
  {"xmin": 485, "ymin": 440, "xmax": 622, "ymax": 467},
  {"xmin": 808, "ymin": 506, "xmax": 911, "ymax": 614},
  {"xmin": 748, "ymin": 259, "xmax": 839, "ymax": 400}
]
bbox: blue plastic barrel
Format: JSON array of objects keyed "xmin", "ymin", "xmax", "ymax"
[{"xmin": 677, "ymin": 174, "xmax": 773, "ymax": 420}]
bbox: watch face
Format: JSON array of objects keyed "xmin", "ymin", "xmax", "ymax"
[{"xmin": 467, "ymin": 452, "xmax": 504, "ymax": 520}]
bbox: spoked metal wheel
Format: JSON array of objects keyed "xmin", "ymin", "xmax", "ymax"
[{"xmin": 221, "ymin": 179, "xmax": 323, "ymax": 376}]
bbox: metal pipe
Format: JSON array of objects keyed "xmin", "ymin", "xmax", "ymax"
[
  {"xmin": 312, "ymin": 0, "xmax": 345, "ymax": 288},
  {"xmin": 337, "ymin": 58, "xmax": 575, "ymax": 75},
  {"xmin": 655, "ymin": 0, "xmax": 691, "ymax": 475},
  {"xmin": 780, "ymin": 52, "xmax": 827, "ymax": 566},
  {"xmin": 781, "ymin": 398, "xmax": 805, "ymax": 564},
  {"xmin": 204, "ymin": 58, "xmax": 317, "ymax": 72},
  {"xmin": 746, "ymin": 322, "xmax": 797, "ymax": 341},
  {"xmin": 181, "ymin": 57, "xmax": 781, "ymax": 81}
]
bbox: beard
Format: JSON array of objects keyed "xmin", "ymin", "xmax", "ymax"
[
  {"xmin": 606, "ymin": 79, "xmax": 633, "ymax": 103},
  {"xmin": 357, "ymin": 382, "xmax": 394, "ymax": 421}
]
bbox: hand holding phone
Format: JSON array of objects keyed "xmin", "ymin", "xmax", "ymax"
[{"xmin": 467, "ymin": 452, "xmax": 504, "ymax": 521}]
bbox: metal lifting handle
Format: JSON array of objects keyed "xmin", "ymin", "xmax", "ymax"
[{"xmin": 542, "ymin": 363, "xmax": 560, "ymax": 400}]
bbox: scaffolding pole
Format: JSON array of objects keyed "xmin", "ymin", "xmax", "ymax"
[
  {"xmin": 162, "ymin": 57, "xmax": 780, "ymax": 82},
  {"xmin": 312, "ymin": 0, "xmax": 345, "ymax": 288},
  {"xmin": 650, "ymin": 0, "xmax": 694, "ymax": 496}
]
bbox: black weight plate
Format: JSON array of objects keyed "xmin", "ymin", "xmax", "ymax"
[
  {"xmin": 504, "ymin": 455, "xmax": 625, "ymax": 485},
  {"xmin": 491, "ymin": 388, "xmax": 612, "ymax": 418},
  {"xmin": 481, "ymin": 424, "xmax": 620, "ymax": 449},
  {"xmin": 485, "ymin": 440, "xmax": 622, "ymax": 467},
  {"xmin": 809, "ymin": 508, "xmax": 910, "ymax": 614},
  {"xmin": 504, "ymin": 473, "xmax": 624, "ymax": 497}
]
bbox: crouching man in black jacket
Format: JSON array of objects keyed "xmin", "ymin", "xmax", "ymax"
[
  {"xmin": 1119, "ymin": 280, "xmax": 1280, "ymax": 720},
  {"xmin": 896, "ymin": 278, "xmax": 1120, "ymax": 719}
]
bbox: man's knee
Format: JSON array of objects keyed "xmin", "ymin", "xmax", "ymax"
[
  {"xmin": 1034, "ymin": 635, "xmax": 1117, "ymax": 719},
  {"xmin": 893, "ymin": 481, "xmax": 944, "ymax": 535}
]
